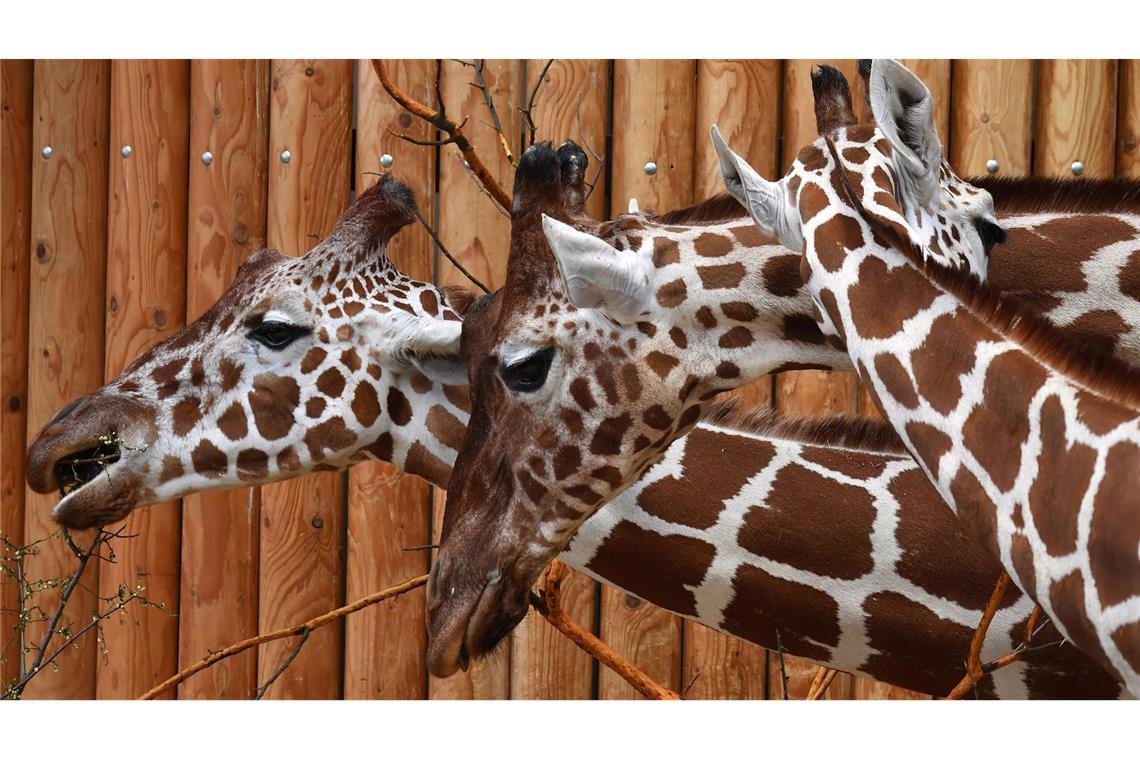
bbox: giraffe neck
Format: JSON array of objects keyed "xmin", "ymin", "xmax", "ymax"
[{"xmin": 796, "ymin": 130, "xmax": 1140, "ymax": 693}]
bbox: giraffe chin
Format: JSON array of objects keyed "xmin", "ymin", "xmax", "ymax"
[{"xmin": 49, "ymin": 461, "xmax": 140, "ymax": 530}]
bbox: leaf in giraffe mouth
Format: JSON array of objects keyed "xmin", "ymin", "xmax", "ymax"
[{"xmin": 55, "ymin": 438, "xmax": 123, "ymax": 498}]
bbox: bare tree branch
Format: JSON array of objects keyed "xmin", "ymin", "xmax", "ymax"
[
  {"xmin": 414, "ymin": 210, "xmax": 491, "ymax": 295},
  {"xmin": 255, "ymin": 628, "xmax": 311, "ymax": 700},
  {"xmin": 371, "ymin": 60, "xmax": 511, "ymax": 212}
]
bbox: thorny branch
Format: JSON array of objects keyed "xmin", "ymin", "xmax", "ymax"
[
  {"xmin": 137, "ymin": 573, "xmax": 428, "ymax": 700},
  {"xmin": 775, "ymin": 629, "xmax": 789, "ymax": 699},
  {"xmin": 371, "ymin": 60, "xmax": 511, "ymax": 212},
  {"xmin": 532, "ymin": 561, "xmax": 679, "ymax": 700}
]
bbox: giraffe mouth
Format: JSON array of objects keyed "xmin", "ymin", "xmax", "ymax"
[{"xmin": 54, "ymin": 440, "xmax": 122, "ymax": 499}]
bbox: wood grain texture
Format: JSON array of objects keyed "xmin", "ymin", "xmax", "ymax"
[
  {"xmin": 694, "ymin": 59, "xmax": 781, "ymax": 196},
  {"xmin": 1035, "ymin": 60, "xmax": 1117, "ymax": 178},
  {"xmin": 950, "ymin": 60, "xmax": 1034, "ymax": 177},
  {"xmin": 344, "ymin": 58, "xmax": 435, "ymax": 700},
  {"xmin": 683, "ymin": 58, "xmax": 780, "ymax": 700},
  {"xmin": 503, "ymin": 59, "xmax": 611, "ymax": 701},
  {"xmin": 0, "ymin": 60, "xmax": 33, "ymax": 692},
  {"xmin": 0, "ymin": 60, "xmax": 33, "ymax": 688},
  {"xmin": 259, "ymin": 58, "xmax": 352, "ymax": 700},
  {"xmin": 22, "ymin": 60, "xmax": 110, "ymax": 699},
  {"xmin": 96, "ymin": 60, "xmax": 189, "ymax": 700},
  {"xmin": 429, "ymin": 58, "xmax": 521, "ymax": 700},
  {"xmin": 598, "ymin": 60, "xmax": 696, "ymax": 700},
  {"xmin": 1119, "ymin": 60, "xmax": 1140, "ymax": 178},
  {"xmin": 177, "ymin": 59, "xmax": 269, "ymax": 700}
]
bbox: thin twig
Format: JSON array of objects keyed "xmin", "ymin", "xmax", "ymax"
[
  {"xmin": 520, "ymin": 59, "xmax": 555, "ymax": 147},
  {"xmin": 574, "ymin": 93, "xmax": 606, "ymax": 201},
  {"xmin": 415, "ymin": 209, "xmax": 491, "ymax": 294},
  {"xmin": 775, "ymin": 629, "xmax": 789, "ymax": 700},
  {"xmin": 534, "ymin": 560, "xmax": 679, "ymax": 700},
  {"xmin": 470, "ymin": 60, "xmax": 514, "ymax": 166},
  {"xmin": 255, "ymin": 628, "xmax": 311, "ymax": 700},
  {"xmin": 458, "ymin": 156, "xmax": 510, "ymax": 219},
  {"xmin": 371, "ymin": 60, "xmax": 510, "ymax": 212},
  {"xmin": 22, "ymin": 531, "xmax": 101, "ymax": 681},
  {"xmin": 137, "ymin": 573, "xmax": 428, "ymax": 700}
]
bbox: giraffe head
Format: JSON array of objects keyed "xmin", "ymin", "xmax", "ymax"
[
  {"xmin": 425, "ymin": 134, "xmax": 851, "ymax": 676},
  {"xmin": 712, "ymin": 60, "xmax": 1006, "ymax": 351},
  {"xmin": 26, "ymin": 175, "xmax": 471, "ymax": 529}
]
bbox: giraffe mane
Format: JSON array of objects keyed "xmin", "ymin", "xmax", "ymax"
[
  {"xmin": 703, "ymin": 398, "xmax": 908, "ymax": 456},
  {"xmin": 648, "ymin": 193, "xmax": 749, "ymax": 226},
  {"xmin": 969, "ymin": 175, "xmax": 1140, "ymax": 214},
  {"xmin": 824, "ymin": 135, "xmax": 1140, "ymax": 412}
]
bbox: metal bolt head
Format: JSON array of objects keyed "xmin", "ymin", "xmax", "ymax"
[
  {"xmin": 201, "ymin": 151, "xmax": 214, "ymax": 166},
  {"xmin": 643, "ymin": 161, "xmax": 658, "ymax": 176},
  {"xmin": 380, "ymin": 153, "xmax": 394, "ymax": 168},
  {"xmin": 1071, "ymin": 160, "xmax": 1085, "ymax": 176},
  {"xmin": 280, "ymin": 149, "xmax": 292, "ymax": 164},
  {"xmin": 120, "ymin": 145, "xmax": 133, "ymax": 158},
  {"xmin": 41, "ymin": 145, "xmax": 52, "ymax": 159},
  {"xmin": 985, "ymin": 159, "xmax": 999, "ymax": 174}
]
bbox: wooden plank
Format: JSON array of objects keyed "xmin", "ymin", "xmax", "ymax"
[
  {"xmin": 259, "ymin": 58, "xmax": 352, "ymax": 700},
  {"xmin": 1035, "ymin": 60, "xmax": 1117, "ymax": 179},
  {"xmin": 95, "ymin": 60, "xmax": 189, "ymax": 700},
  {"xmin": 596, "ymin": 59, "xmax": 696, "ymax": 700},
  {"xmin": 0, "ymin": 60, "xmax": 33, "ymax": 692},
  {"xmin": 681, "ymin": 58, "xmax": 782, "ymax": 700},
  {"xmin": 22, "ymin": 60, "xmax": 110, "ymax": 699},
  {"xmin": 773, "ymin": 58, "xmax": 858, "ymax": 702},
  {"xmin": 950, "ymin": 60, "xmax": 1034, "ymax": 177},
  {"xmin": 176, "ymin": 60, "xmax": 269, "ymax": 700},
  {"xmin": 343, "ymin": 58, "xmax": 435, "ymax": 700},
  {"xmin": 429, "ymin": 58, "xmax": 521, "ymax": 700},
  {"xmin": 500, "ymin": 58, "xmax": 609, "ymax": 702},
  {"xmin": 1118, "ymin": 60, "xmax": 1140, "ymax": 178}
]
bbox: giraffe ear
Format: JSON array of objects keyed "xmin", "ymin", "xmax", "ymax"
[
  {"xmin": 711, "ymin": 126, "xmax": 778, "ymax": 234},
  {"xmin": 868, "ymin": 59, "xmax": 942, "ymax": 202},
  {"xmin": 542, "ymin": 214, "xmax": 653, "ymax": 324},
  {"xmin": 406, "ymin": 319, "xmax": 466, "ymax": 386}
]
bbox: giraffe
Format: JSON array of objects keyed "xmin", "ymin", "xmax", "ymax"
[
  {"xmin": 25, "ymin": 173, "xmax": 471, "ymax": 529},
  {"xmin": 707, "ymin": 59, "xmax": 1140, "ymax": 692},
  {"xmin": 425, "ymin": 112, "xmax": 1140, "ymax": 688},
  {"xmin": 25, "ymin": 141, "xmax": 1135, "ymax": 699}
]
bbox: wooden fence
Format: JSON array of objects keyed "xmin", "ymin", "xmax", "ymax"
[{"xmin": 1, "ymin": 59, "xmax": 1137, "ymax": 700}]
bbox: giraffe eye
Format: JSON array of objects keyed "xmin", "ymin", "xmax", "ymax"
[
  {"xmin": 249, "ymin": 321, "xmax": 307, "ymax": 350},
  {"xmin": 973, "ymin": 218, "xmax": 1007, "ymax": 257},
  {"xmin": 500, "ymin": 348, "xmax": 555, "ymax": 393}
]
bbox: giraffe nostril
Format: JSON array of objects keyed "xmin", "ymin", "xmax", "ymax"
[{"xmin": 46, "ymin": 394, "xmax": 92, "ymax": 427}]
